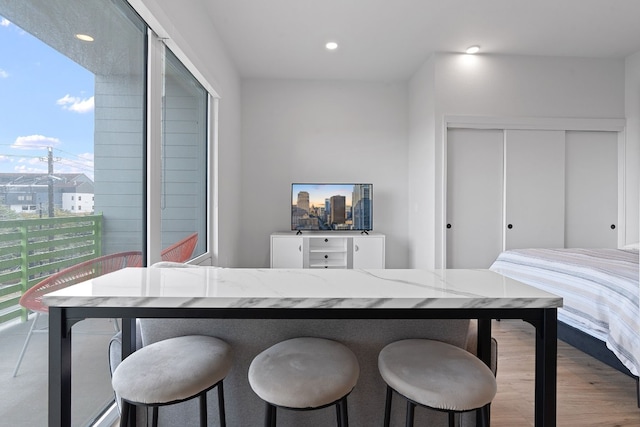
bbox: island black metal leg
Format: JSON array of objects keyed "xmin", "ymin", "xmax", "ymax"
[
  {"xmin": 121, "ymin": 318, "xmax": 137, "ymax": 427},
  {"xmin": 49, "ymin": 307, "xmax": 72, "ymax": 427},
  {"xmin": 535, "ymin": 308, "xmax": 557, "ymax": 427},
  {"xmin": 122, "ymin": 317, "xmax": 136, "ymax": 357},
  {"xmin": 477, "ymin": 318, "xmax": 492, "ymax": 426}
]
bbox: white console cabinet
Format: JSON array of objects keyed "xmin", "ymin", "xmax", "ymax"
[{"xmin": 270, "ymin": 232, "xmax": 385, "ymax": 269}]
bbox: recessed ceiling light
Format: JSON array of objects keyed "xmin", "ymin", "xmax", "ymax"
[
  {"xmin": 75, "ymin": 34, "xmax": 94, "ymax": 42},
  {"xmin": 325, "ymin": 41, "xmax": 339, "ymax": 51},
  {"xmin": 466, "ymin": 45, "xmax": 480, "ymax": 54}
]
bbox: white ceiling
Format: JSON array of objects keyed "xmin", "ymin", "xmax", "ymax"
[{"xmin": 203, "ymin": 0, "xmax": 640, "ymax": 81}]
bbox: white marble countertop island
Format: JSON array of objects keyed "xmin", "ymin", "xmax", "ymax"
[{"xmin": 43, "ymin": 267, "xmax": 563, "ymax": 310}]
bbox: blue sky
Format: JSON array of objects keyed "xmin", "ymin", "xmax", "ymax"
[
  {"xmin": 292, "ymin": 184, "xmax": 356, "ymax": 207},
  {"xmin": 0, "ymin": 16, "xmax": 95, "ymax": 180}
]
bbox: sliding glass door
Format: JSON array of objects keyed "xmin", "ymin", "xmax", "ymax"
[
  {"xmin": 160, "ymin": 49, "xmax": 208, "ymax": 261},
  {"xmin": 0, "ymin": 0, "xmax": 145, "ymax": 425}
]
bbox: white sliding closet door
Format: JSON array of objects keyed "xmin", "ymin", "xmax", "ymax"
[
  {"xmin": 504, "ymin": 130, "xmax": 566, "ymax": 250},
  {"xmin": 565, "ymin": 131, "xmax": 618, "ymax": 248},
  {"xmin": 446, "ymin": 128, "xmax": 504, "ymax": 268}
]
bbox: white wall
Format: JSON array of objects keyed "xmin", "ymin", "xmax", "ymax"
[
  {"xmin": 241, "ymin": 79, "xmax": 410, "ymax": 268},
  {"xmin": 625, "ymin": 51, "xmax": 640, "ymax": 244},
  {"xmin": 408, "ymin": 57, "xmax": 437, "ymax": 268},
  {"xmin": 434, "ymin": 54, "xmax": 625, "ymax": 117},
  {"xmin": 133, "ymin": 0, "xmax": 243, "ymax": 266},
  {"xmin": 409, "ymin": 53, "xmax": 631, "ymax": 267}
]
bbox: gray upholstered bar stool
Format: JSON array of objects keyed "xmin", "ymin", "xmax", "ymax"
[
  {"xmin": 378, "ymin": 339, "xmax": 497, "ymax": 427},
  {"xmin": 248, "ymin": 337, "xmax": 360, "ymax": 427},
  {"xmin": 111, "ymin": 335, "xmax": 232, "ymax": 427}
]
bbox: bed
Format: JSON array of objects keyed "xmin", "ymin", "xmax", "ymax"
[{"xmin": 489, "ymin": 247, "xmax": 639, "ymax": 405}]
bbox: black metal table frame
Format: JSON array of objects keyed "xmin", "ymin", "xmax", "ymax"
[{"xmin": 48, "ymin": 306, "xmax": 557, "ymax": 427}]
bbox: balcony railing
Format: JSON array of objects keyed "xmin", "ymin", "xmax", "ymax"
[{"xmin": 0, "ymin": 214, "xmax": 102, "ymax": 325}]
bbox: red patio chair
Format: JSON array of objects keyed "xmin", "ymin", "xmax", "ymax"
[
  {"xmin": 160, "ymin": 233, "xmax": 198, "ymax": 263},
  {"xmin": 12, "ymin": 251, "xmax": 143, "ymax": 377}
]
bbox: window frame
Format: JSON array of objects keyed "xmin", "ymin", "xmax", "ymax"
[{"xmin": 145, "ymin": 28, "xmax": 218, "ymax": 266}]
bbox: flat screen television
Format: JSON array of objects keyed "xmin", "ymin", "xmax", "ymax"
[{"xmin": 291, "ymin": 183, "xmax": 373, "ymax": 231}]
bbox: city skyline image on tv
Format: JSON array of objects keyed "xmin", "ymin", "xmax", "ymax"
[{"xmin": 291, "ymin": 183, "xmax": 373, "ymax": 231}]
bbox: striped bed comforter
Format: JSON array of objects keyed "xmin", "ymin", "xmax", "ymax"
[{"xmin": 490, "ymin": 248, "xmax": 639, "ymax": 377}]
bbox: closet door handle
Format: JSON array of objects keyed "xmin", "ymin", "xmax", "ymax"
[
  {"xmin": 611, "ymin": 224, "xmax": 616, "ymax": 230},
  {"xmin": 446, "ymin": 224, "xmax": 452, "ymax": 229},
  {"xmin": 507, "ymin": 224, "xmax": 513, "ymax": 229}
]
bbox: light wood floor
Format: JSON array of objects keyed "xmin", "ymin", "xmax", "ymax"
[{"xmin": 491, "ymin": 319, "xmax": 640, "ymax": 426}]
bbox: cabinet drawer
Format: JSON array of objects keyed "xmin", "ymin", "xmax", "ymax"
[
  {"xmin": 308, "ymin": 237, "xmax": 348, "ymax": 252},
  {"xmin": 309, "ymin": 251, "xmax": 347, "ymax": 268}
]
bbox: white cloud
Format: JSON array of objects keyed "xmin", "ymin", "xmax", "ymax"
[
  {"xmin": 77, "ymin": 152, "xmax": 94, "ymax": 165},
  {"xmin": 20, "ymin": 157, "xmax": 42, "ymax": 165},
  {"xmin": 59, "ymin": 152, "xmax": 94, "ymax": 173},
  {"xmin": 13, "ymin": 164, "xmax": 47, "ymax": 174},
  {"xmin": 56, "ymin": 94, "xmax": 94, "ymax": 114},
  {"xmin": 12, "ymin": 134, "xmax": 61, "ymax": 150},
  {"xmin": 10, "ymin": 155, "xmax": 47, "ymax": 173},
  {"xmin": 0, "ymin": 18, "xmax": 10, "ymax": 27},
  {"xmin": 0, "ymin": 69, "xmax": 8, "ymax": 78}
]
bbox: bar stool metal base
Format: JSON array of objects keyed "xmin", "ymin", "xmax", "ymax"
[
  {"xmin": 119, "ymin": 379, "xmax": 226, "ymax": 427},
  {"xmin": 384, "ymin": 385, "xmax": 490, "ymax": 427},
  {"xmin": 263, "ymin": 394, "xmax": 350, "ymax": 427}
]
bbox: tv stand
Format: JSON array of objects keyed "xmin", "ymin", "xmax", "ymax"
[{"xmin": 270, "ymin": 232, "xmax": 385, "ymax": 269}]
